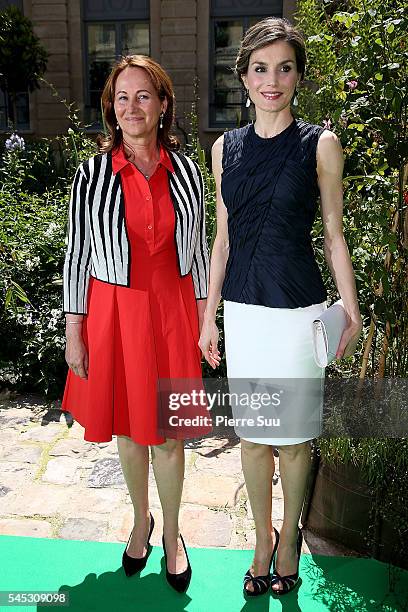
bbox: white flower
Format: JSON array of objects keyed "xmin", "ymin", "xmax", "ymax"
[
  {"xmin": 54, "ymin": 337, "xmax": 66, "ymax": 349},
  {"xmin": 5, "ymin": 133, "xmax": 25, "ymax": 152},
  {"xmin": 0, "ymin": 366, "xmax": 19, "ymax": 384},
  {"xmin": 44, "ymin": 222, "xmax": 58, "ymax": 238},
  {"xmin": 16, "ymin": 311, "xmax": 33, "ymax": 326},
  {"xmin": 25, "ymin": 256, "xmax": 40, "ymax": 270}
]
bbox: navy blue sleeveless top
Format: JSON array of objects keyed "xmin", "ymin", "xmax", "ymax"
[{"xmin": 221, "ymin": 118, "xmax": 327, "ymax": 308}]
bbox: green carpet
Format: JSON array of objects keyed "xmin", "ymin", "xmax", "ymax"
[{"xmin": 1, "ymin": 535, "xmax": 407, "ymax": 611}]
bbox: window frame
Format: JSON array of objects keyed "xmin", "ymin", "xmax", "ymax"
[
  {"xmin": 209, "ymin": 0, "xmax": 283, "ymax": 129},
  {"xmin": 209, "ymin": 16, "xmax": 254, "ymax": 129},
  {"xmin": 0, "ymin": 88, "xmax": 30, "ymax": 132},
  {"xmin": 0, "ymin": 0, "xmax": 30, "ymax": 131},
  {"xmin": 0, "ymin": 0, "xmax": 23, "ymax": 10},
  {"xmin": 82, "ymin": 19, "xmax": 150, "ymax": 130}
]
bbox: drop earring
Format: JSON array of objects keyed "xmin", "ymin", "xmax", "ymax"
[
  {"xmin": 245, "ymin": 90, "xmax": 251, "ymax": 108},
  {"xmin": 159, "ymin": 112, "xmax": 164, "ymax": 129},
  {"xmin": 116, "ymin": 123, "xmax": 120, "ymax": 131},
  {"xmin": 292, "ymin": 87, "xmax": 299, "ymax": 107}
]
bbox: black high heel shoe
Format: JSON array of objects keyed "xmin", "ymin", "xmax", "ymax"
[
  {"xmin": 243, "ymin": 526, "xmax": 280, "ymax": 597},
  {"xmin": 162, "ymin": 533, "xmax": 192, "ymax": 593},
  {"xmin": 122, "ymin": 512, "xmax": 154, "ymax": 577},
  {"xmin": 271, "ymin": 526, "xmax": 303, "ymax": 596}
]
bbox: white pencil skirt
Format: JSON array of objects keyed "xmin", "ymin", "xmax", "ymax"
[{"xmin": 223, "ymin": 300, "xmax": 327, "ymax": 446}]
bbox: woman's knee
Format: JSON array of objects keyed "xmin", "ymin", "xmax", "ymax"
[
  {"xmin": 241, "ymin": 439, "xmax": 273, "ymax": 458},
  {"xmin": 151, "ymin": 438, "xmax": 183, "ymax": 459},
  {"xmin": 117, "ymin": 435, "xmax": 148, "ymax": 456},
  {"xmin": 277, "ymin": 440, "xmax": 311, "ymax": 459}
]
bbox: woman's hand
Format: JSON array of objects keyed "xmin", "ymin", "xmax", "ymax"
[
  {"xmin": 336, "ymin": 313, "xmax": 363, "ymax": 360},
  {"xmin": 65, "ymin": 330, "xmax": 89, "ymax": 379},
  {"xmin": 198, "ymin": 317, "xmax": 221, "ymax": 369}
]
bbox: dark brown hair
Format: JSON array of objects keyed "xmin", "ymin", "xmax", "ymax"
[
  {"xmin": 235, "ymin": 17, "xmax": 307, "ymax": 84},
  {"xmin": 97, "ymin": 55, "xmax": 180, "ymax": 154}
]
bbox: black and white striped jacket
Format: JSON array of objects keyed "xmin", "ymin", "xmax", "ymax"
[{"xmin": 63, "ymin": 150, "xmax": 209, "ymax": 314}]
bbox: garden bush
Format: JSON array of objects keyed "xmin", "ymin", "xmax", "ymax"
[
  {"xmin": 0, "ymin": 120, "xmax": 96, "ymax": 396},
  {"xmin": 295, "ymin": 0, "xmax": 407, "ymax": 378}
]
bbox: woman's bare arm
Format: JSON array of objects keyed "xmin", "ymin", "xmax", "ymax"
[
  {"xmin": 198, "ymin": 135, "xmax": 230, "ymax": 368},
  {"xmin": 317, "ymin": 130, "xmax": 362, "ymax": 358}
]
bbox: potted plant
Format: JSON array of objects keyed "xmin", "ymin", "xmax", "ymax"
[{"xmin": 302, "ymin": 436, "xmax": 408, "ymax": 570}]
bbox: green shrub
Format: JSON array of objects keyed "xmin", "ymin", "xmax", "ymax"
[
  {"xmin": 295, "ymin": 0, "xmax": 408, "ymax": 377},
  {"xmin": 0, "ymin": 123, "xmax": 96, "ymax": 396}
]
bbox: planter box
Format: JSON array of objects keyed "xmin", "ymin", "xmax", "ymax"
[{"xmin": 302, "ymin": 457, "xmax": 407, "ymax": 569}]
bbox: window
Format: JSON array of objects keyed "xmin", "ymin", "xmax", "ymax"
[
  {"xmin": 82, "ymin": 1, "xmax": 150, "ymax": 127},
  {"xmin": 0, "ymin": 1, "xmax": 29, "ymax": 130},
  {"xmin": 0, "ymin": 1, "xmax": 23, "ymax": 10},
  {"xmin": 0, "ymin": 90, "xmax": 30, "ymax": 130},
  {"xmin": 210, "ymin": 0, "xmax": 283, "ymax": 128}
]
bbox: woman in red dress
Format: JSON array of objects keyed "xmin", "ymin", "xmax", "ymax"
[{"xmin": 61, "ymin": 55, "xmax": 210, "ymax": 593}]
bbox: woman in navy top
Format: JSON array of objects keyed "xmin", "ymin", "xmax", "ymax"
[{"xmin": 199, "ymin": 17, "xmax": 362, "ymax": 598}]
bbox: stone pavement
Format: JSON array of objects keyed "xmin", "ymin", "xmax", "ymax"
[{"xmin": 0, "ymin": 393, "xmax": 358, "ymax": 557}]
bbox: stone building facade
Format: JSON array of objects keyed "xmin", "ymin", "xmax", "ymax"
[{"xmin": 1, "ymin": 0, "xmax": 297, "ymax": 150}]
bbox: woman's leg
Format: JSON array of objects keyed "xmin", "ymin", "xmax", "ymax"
[
  {"xmin": 151, "ymin": 438, "xmax": 187, "ymax": 574},
  {"xmin": 271, "ymin": 440, "xmax": 311, "ymax": 592},
  {"xmin": 117, "ymin": 435, "xmax": 150, "ymax": 557},
  {"xmin": 241, "ymin": 439, "xmax": 277, "ymax": 593}
]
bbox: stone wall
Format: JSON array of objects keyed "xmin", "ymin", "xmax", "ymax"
[
  {"xmin": 158, "ymin": 0, "xmax": 198, "ymax": 142},
  {"xmin": 29, "ymin": 0, "xmax": 71, "ymax": 135},
  {"xmin": 13, "ymin": 0, "xmax": 297, "ymax": 148}
]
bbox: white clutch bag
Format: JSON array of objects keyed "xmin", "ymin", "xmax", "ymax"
[{"xmin": 312, "ymin": 299, "xmax": 348, "ymax": 368}]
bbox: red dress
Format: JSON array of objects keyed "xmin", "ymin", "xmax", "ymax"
[{"xmin": 61, "ymin": 145, "xmax": 211, "ymax": 445}]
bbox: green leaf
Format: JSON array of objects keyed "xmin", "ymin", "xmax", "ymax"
[
  {"xmin": 343, "ymin": 175, "xmax": 367, "ymax": 181},
  {"xmin": 5, "ymin": 286, "xmax": 13, "ymax": 310},
  {"xmin": 384, "ymin": 83, "xmax": 395, "ymax": 99},
  {"xmin": 374, "ymin": 38, "xmax": 383, "ymax": 46},
  {"xmin": 10, "ymin": 280, "xmax": 31, "ymax": 304},
  {"xmin": 348, "ymin": 123, "xmax": 365, "ymax": 131},
  {"xmin": 381, "ymin": 274, "xmax": 390, "ymax": 294},
  {"xmin": 375, "ymin": 73, "xmax": 383, "ymax": 81},
  {"xmin": 386, "ymin": 23, "xmax": 394, "ymax": 34},
  {"xmin": 333, "ymin": 12, "xmax": 349, "ymax": 23}
]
